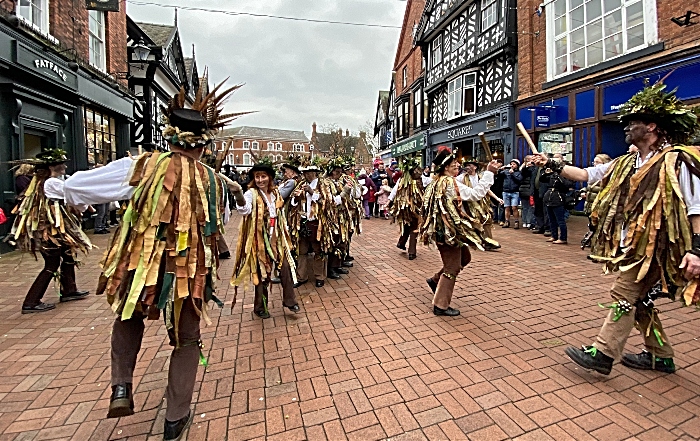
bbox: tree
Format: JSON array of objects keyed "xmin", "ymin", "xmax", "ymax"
[{"xmin": 359, "ymin": 119, "xmax": 380, "ymax": 156}]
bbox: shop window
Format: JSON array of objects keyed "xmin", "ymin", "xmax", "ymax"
[
  {"xmin": 84, "ymin": 108, "xmax": 116, "ymax": 167},
  {"xmin": 17, "ymin": 0, "xmax": 49, "ymax": 35},
  {"xmin": 89, "ymin": 10, "xmax": 106, "ymax": 72},
  {"xmin": 548, "ymin": 0, "xmax": 655, "ymax": 80},
  {"xmin": 538, "ymin": 128, "xmax": 574, "ymax": 163},
  {"xmin": 431, "ymin": 35, "xmax": 443, "ymax": 68},
  {"xmin": 481, "ymin": 0, "xmax": 498, "ymax": 31}
]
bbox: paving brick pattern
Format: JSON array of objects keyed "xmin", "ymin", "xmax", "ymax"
[{"xmin": 0, "ymin": 215, "xmax": 699, "ymax": 440}]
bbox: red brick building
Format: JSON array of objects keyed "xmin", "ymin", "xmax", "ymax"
[
  {"xmin": 0, "ymin": 0, "xmax": 134, "ymax": 249},
  {"xmin": 515, "ymin": 0, "xmax": 700, "ymax": 166},
  {"xmin": 390, "ymin": 0, "xmax": 429, "ymax": 164},
  {"xmin": 214, "ymin": 126, "xmax": 311, "ymax": 170}
]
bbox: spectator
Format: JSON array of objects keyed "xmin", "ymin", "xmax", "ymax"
[
  {"xmin": 500, "ymin": 159, "xmax": 522, "ymax": 229},
  {"xmin": 519, "ymin": 156, "xmax": 537, "ymax": 229},
  {"xmin": 532, "ymin": 164, "xmax": 551, "ymax": 235},
  {"xmin": 371, "ymin": 163, "xmax": 391, "ymax": 216},
  {"xmin": 14, "ymin": 164, "xmax": 34, "ymax": 201},
  {"xmin": 541, "ymin": 163, "xmax": 574, "ymax": 244},
  {"xmin": 375, "ymin": 178, "xmax": 392, "ymax": 219},
  {"xmin": 358, "ymin": 169, "xmax": 375, "ymax": 219},
  {"xmin": 490, "ymin": 159, "xmax": 505, "ymax": 225}
]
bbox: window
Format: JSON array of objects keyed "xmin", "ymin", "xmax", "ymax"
[
  {"xmin": 448, "ymin": 72, "xmax": 478, "ymax": 120},
  {"xmin": 481, "ymin": 0, "xmax": 498, "ymax": 31},
  {"xmin": 243, "ymin": 153, "xmax": 251, "ymax": 165},
  {"xmin": 267, "ymin": 141, "xmax": 274, "ymax": 150},
  {"xmin": 243, "ymin": 140, "xmax": 250, "ymax": 149},
  {"xmin": 548, "ymin": 0, "xmax": 654, "ymax": 79},
  {"xmin": 276, "ymin": 142, "xmax": 282, "ymax": 151},
  {"xmin": 228, "ymin": 154, "xmax": 234, "ymax": 164},
  {"xmin": 463, "ymin": 72, "xmax": 477, "ymax": 115},
  {"xmin": 252, "ymin": 141, "xmax": 259, "ymax": 150},
  {"xmin": 293, "ymin": 143, "xmax": 304, "ymax": 152},
  {"xmin": 84, "ymin": 108, "xmax": 116, "ymax": 167},
  {"xmin": 414, "ymin": 89, "xmax": 422, "ymax": 129},
  {"xmin": 448, "ymin": 76, "xmax": 463, "ymax": 120},
  {"xmin": 422, "ymin": 91, "xmax": 429, "ymax": 125},
  {"xmin": 402, "ymin": 67, "xmax": 408, "ymax": 89},
  {"xmin": 17, "ymin": 0, "xmax": 48, "ymax": 34},
  {"xmin": 88, "ymin": 11, "xmax": 106, "ymax": 71},
  {"xmin": 397, "ymin": 104, "xmax": 404, "ymax": 137},
  {"xmin": 431, "ymin": 35, "xmax": 443, "ymax": 68}
]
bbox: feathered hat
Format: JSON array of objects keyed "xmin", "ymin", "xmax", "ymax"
[
  {"xmin": 160, "ymin": 71, "xmax": 250, "ymax": 149},
  {"xmin": 432, "ymin": 146, "xmax": 456, "ymax": 172},
  {"xmin": 400, "ymin": 155, "xmax": 422, "ymax": 173},
  {"xmin": 619, "ymin": 79, "xmax": 700, "ymax": 144},
  {"xmin": 342, "ymin": 155, "xmax": 355, "ymax": 170},
  {"xmin": 300, "ymin": 155, "xmax": 322, "ymax": 173},
  {"xmin": 11, "ymin": 149, "xmax": 69, "ymax": 169},
  {"xmin": 326, "ymin": 156, "xmax": 346, "ymax": 174},
  {"xmin": 281, "ymin": 154, "xmax": 303, "ymax": 174}
]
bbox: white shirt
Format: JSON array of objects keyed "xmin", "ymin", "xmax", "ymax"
[
  {"xmin": 290, "ymin": 178, "xmax": 321, "ymax": 220},
  {"xmin": 457, "ymin": 171, "xmax": 494, "ymax": 201},
  {"xmin": 65, "ymin": 157, "xmax": 136, "ymax": 211},
  {"xmin": 44, "ymin": 177, "xmax": 65, "ymax": 200},
  {"xmin": 422, "ymin": 175, "xmax": 433, "ymax": 188},
  {"xmin": 237, "ymin": 189, "xmax": 276, "ymax": 218},
  {"xmin": 584, "ymin": 151, "xmax": 700, "ymax": 215}
]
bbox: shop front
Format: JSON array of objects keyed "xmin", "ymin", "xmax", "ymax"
[
  {"xmin": 428, "ymin": 104, "xmax": 514, "ymax": 164},
  {"xmin": 515, "ymin": 53, "xmax": 700, "ymax": 167},
  {"xmin": 0, "ymin": 21, "xmax": 133, "ymax": 251},
  {"xmin": 390, "ymin": 131, "xmax": 427, "ymax": 167}
]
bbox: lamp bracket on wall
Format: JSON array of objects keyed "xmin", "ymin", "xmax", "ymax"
[{"xmin": 671, "ymin": 11, "xmax": 699, "ymax": 27}]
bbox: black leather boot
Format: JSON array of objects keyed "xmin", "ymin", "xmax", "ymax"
[
  {"xmin": 565, "ymin": 346, "xmax": 613, "ymax": 375},
  {"xmin": 164, "ymin": 411, "xmax": 194, "ymax": 441},
  {"xmin": 107, "ymin": 383, "xmax": 134, "ymax": 418},
  {"xmin": 426, "ymin": 278, "xmax": 437, "ymax": 294},
  {"xmin": 621, "ymin": 351, "xmax": 676, "ymax": 373}
]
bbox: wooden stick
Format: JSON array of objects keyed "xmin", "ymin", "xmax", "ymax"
[
  {"xmin": 516, "ymin": 122, "xmax": 539, "ymax": 155},
  {"xmin": 215, "ymin": 138, "xmax": 233, "ymax": 173},
  {"xmin": 478, "ymin": 132, "xmax": 493, "ymax": 161}
]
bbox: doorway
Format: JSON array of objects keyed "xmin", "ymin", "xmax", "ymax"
[{"xmin": 23, "ymin": 128, "xmax": 55, "ymax": 160}]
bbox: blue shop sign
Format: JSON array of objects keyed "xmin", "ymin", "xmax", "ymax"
[
  {"xmin": 602, "ymin": 59, "xmax": 700, "ymax": 115},
  {"xmin": 535, "ymin": 107, "xmax": 550, "ymax": 128}
]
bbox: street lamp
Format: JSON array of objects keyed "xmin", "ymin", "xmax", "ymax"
[{"xmin": 132, "ymin": 39, "xmax": 151, "ymax": 62}]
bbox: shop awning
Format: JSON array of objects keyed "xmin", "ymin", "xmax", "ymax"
[{"xmin": 391, "ymin": 132, "xmax": 426, "ymax": 157}]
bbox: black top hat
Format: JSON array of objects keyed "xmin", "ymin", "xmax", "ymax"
[
  {"xmin": 281, "ymin": 163, "xmax": 300, "ymax": 174},
  {"xmin": 432, "ymin": 146, "xmax": 456, "ymax": 172},
  {"xmin": 169, "ymin": 108, "xmax": 208, "ymax": 134}
]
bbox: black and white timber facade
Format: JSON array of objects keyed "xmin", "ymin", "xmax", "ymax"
[{"xmin": 417, "ymin": 0, "xmax": 517, "ymax": 162}]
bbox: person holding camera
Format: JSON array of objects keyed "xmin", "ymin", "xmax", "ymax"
[
  {"xmin": 540, "ymin": 155, "xmax": 573, "ymax": 245},
  {"xmin": 519, "ymin": 156, "xmax": 537, "ymax": 229},
  {"xmin": 500, "ymin": 159, "xmax": 523, "ymax": 229}
]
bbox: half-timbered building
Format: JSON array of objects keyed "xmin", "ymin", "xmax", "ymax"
[{"xmin": 416, "ymin": 0, "xmax": 517, "ymax": 162}]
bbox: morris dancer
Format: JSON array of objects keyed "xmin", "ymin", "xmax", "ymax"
[{"xmin": 388, "ymin": 155, "xmax": 424, "ymax": 260}]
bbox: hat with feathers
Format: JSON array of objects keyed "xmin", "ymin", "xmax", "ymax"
[
  {"xmin": 11, "ymin": 149, "xmax": 69, "ymax": 169},
  {"xmin": 432, "ymin": 146, "xmax": 456, "ymax": 172},
  {"xmin": 160, "ymin": 70, "xmax": 251, "ymax": 148},
  {"xmin": 400, "ymin": 155, "xmax": 422, "ymax": 173},
  {"xmin": 281, "ymin": 154, "xmax": 303, "ymax": 174}
]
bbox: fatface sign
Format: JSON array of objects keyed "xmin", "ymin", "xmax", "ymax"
[
  {"xmin": 33, "ymin": 59, "xmax": 68, "ymax": 82},
  {"xmin": 85, "ymin": 0, "xmax": 119, "ymax": 12}
]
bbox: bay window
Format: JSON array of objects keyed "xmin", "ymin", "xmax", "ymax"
[
  {"xmin": 549, "ymin": 0, "xmax": 656, "ymax": 79},
  {"xmin": 448, "ymin": 72, "xmax": 478, "ymax": 120},
  {"xmin": 481, "ymin": 0, "xmax": 497, "ymax": 31}
]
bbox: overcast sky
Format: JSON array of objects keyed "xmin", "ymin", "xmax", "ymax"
[{"xmin": 127, "ymin": 0, "xmax": 406, "ymax": 138}]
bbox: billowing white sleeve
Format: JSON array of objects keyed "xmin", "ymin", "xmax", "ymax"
[
  {"xmin": 584, "ymin": 161, "xmax": 614, "ymax": 185},
  {"xmin": 456, "ymin": 174, "xmax": 465, "ymax": 184},
  {"xmin": 679, "ymin": 163, "xmax": 700, "ymax": 216},
  {"xmin": 64, "ymin": 157, "xmax": 136, "ymax": 212},
  {"xmin": 388, "ymin": 182, "xmax": 399, "ymax": 201},
  {"xmin": 44, "ymin": 178, "xmax": 65, "ymax": 200},
  {"xmin": 333, "ymin": 195, "xmax": 342, "ymax": 205},
  {"xmin": 458, "ymin": 171, "xmax": 494, "ymax": 201},
  {"xmin": 236, "ymin": 190, "xmax": 254, "ymax": 216},
  {"xmin": 422, "ymin": 175, "xmax": 432, "ymax": 187}
]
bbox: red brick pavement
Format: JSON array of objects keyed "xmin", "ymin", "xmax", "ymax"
[{"xmin": 0, "ymin": 215, "xmax": 699, "ymax": 440}]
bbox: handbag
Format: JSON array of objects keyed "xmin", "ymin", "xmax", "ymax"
[{"xmin": 0, "ymin": 208, "xmax": 6, "ymax": 225}]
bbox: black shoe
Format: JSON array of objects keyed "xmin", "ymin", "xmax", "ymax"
[
  {"xmin": 396, "ymin": 243, "xmax": 407, "ymax": 251},
  {"xmin": 107, "ymin": 383, "xmax": 134, "ymax": 418},
  {"xmin": 327, "ymin": 272, "xmax": 341, "ymax": 280},
  {"xmin": 544, "ymin": 230, "xmax": 552, "ymax": 237},
  {"xmin": 502, "ymin": 222, "xmax": 510, "ymax": 228},
  {"xmin": 335, "ymin": 268, "xmax": 349, "ymax": 275},
  {"xmin": 426, "ymin": 278, "xmax": 437, "ymax": 294},
  {"xmin": 532, "ymin": 228, "xmax": 545, "ymax": 234},
  {"xmin": 255, "ymin": 310, "xmax": 271, "ymax": 319},
  {"xmin": 408, "ymin": 254, "xmax": 416, "ymax": 260},
  {"xmin": 21, "ymin": 302, "xmax": 55, "ymax": 314},
  {"xmin": 271, "ymin": 277, "xmax": 281, "ymax": 284},
  {"xmin": 219, "ymin": 251, "xmax": 231, "ymax": 259},
  {"xmin": 342, "ymin": 261, "xmax": 353, "ymax": 268},
  {"xmin": 293, "ymin": 279, "xmax": 308, "ymax": 288},
  {"xmin": 164, "ymin": 411, "xmax": 194, "ymax": 441},
  {"xmin": 621, "ymin": 351, "xmax": 676, "ymax": 373},
  {"xmin": 94, "ymin": 229, "xmax": 109, "ymax": 235},
  {"xmin": 345, "ymin": 255, "xmax": 355, "ymax": 261},
  {"xmin": 433, "ymin": 306, "xmax": 460, "ymax": 316},
  {"xmin": 60, "ymin": 291, "xmax": 90, "ymax": 302},
  {"xmin": 285, "ymin": 304, "xmax": 300, "ymax": 313},
  {"xmin": 315, "ymin": 280, "xmax": 325, "ymax": 287},
  {"xmin": 564, "ymin": 345, "xmax": 613, "ymax": 375},
  {"xmin": 484, "ymin": 243, "xmax": 501, "ymax": 251}
]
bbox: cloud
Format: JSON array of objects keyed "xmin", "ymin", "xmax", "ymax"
[{"xmin": 127, "ymin": 0, "xmax": 405, "ymax": 135}]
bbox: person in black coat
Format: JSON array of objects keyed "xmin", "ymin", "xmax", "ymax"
[
  {"xmin": 540, "ymin": 165, "xmax": 574, "ymax": 244},
  {"xmin": 519, "ymin": 156, "xmax": 537, "ymax": 229}
]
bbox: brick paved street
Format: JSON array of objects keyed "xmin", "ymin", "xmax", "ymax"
[{"xmin": 0, "ymin": 214, "xmax": 699, "ymax": 440}]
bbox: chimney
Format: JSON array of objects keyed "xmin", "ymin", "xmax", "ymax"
[
  {"xmin": 312, "ymin": 122, "xmax": 317, "ymax": 135},
  {"xmin": 346, "ymin": 129, "xmax": 350, "ymax": 137}
]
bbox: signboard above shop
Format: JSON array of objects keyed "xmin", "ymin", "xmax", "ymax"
[
  {"xmin": 391, "ymin": 132, "xmax": 425, "ymax": 157},
  {"xmin": 85, "ymin": 0, "xmax": 119, "ymax": 12}
]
